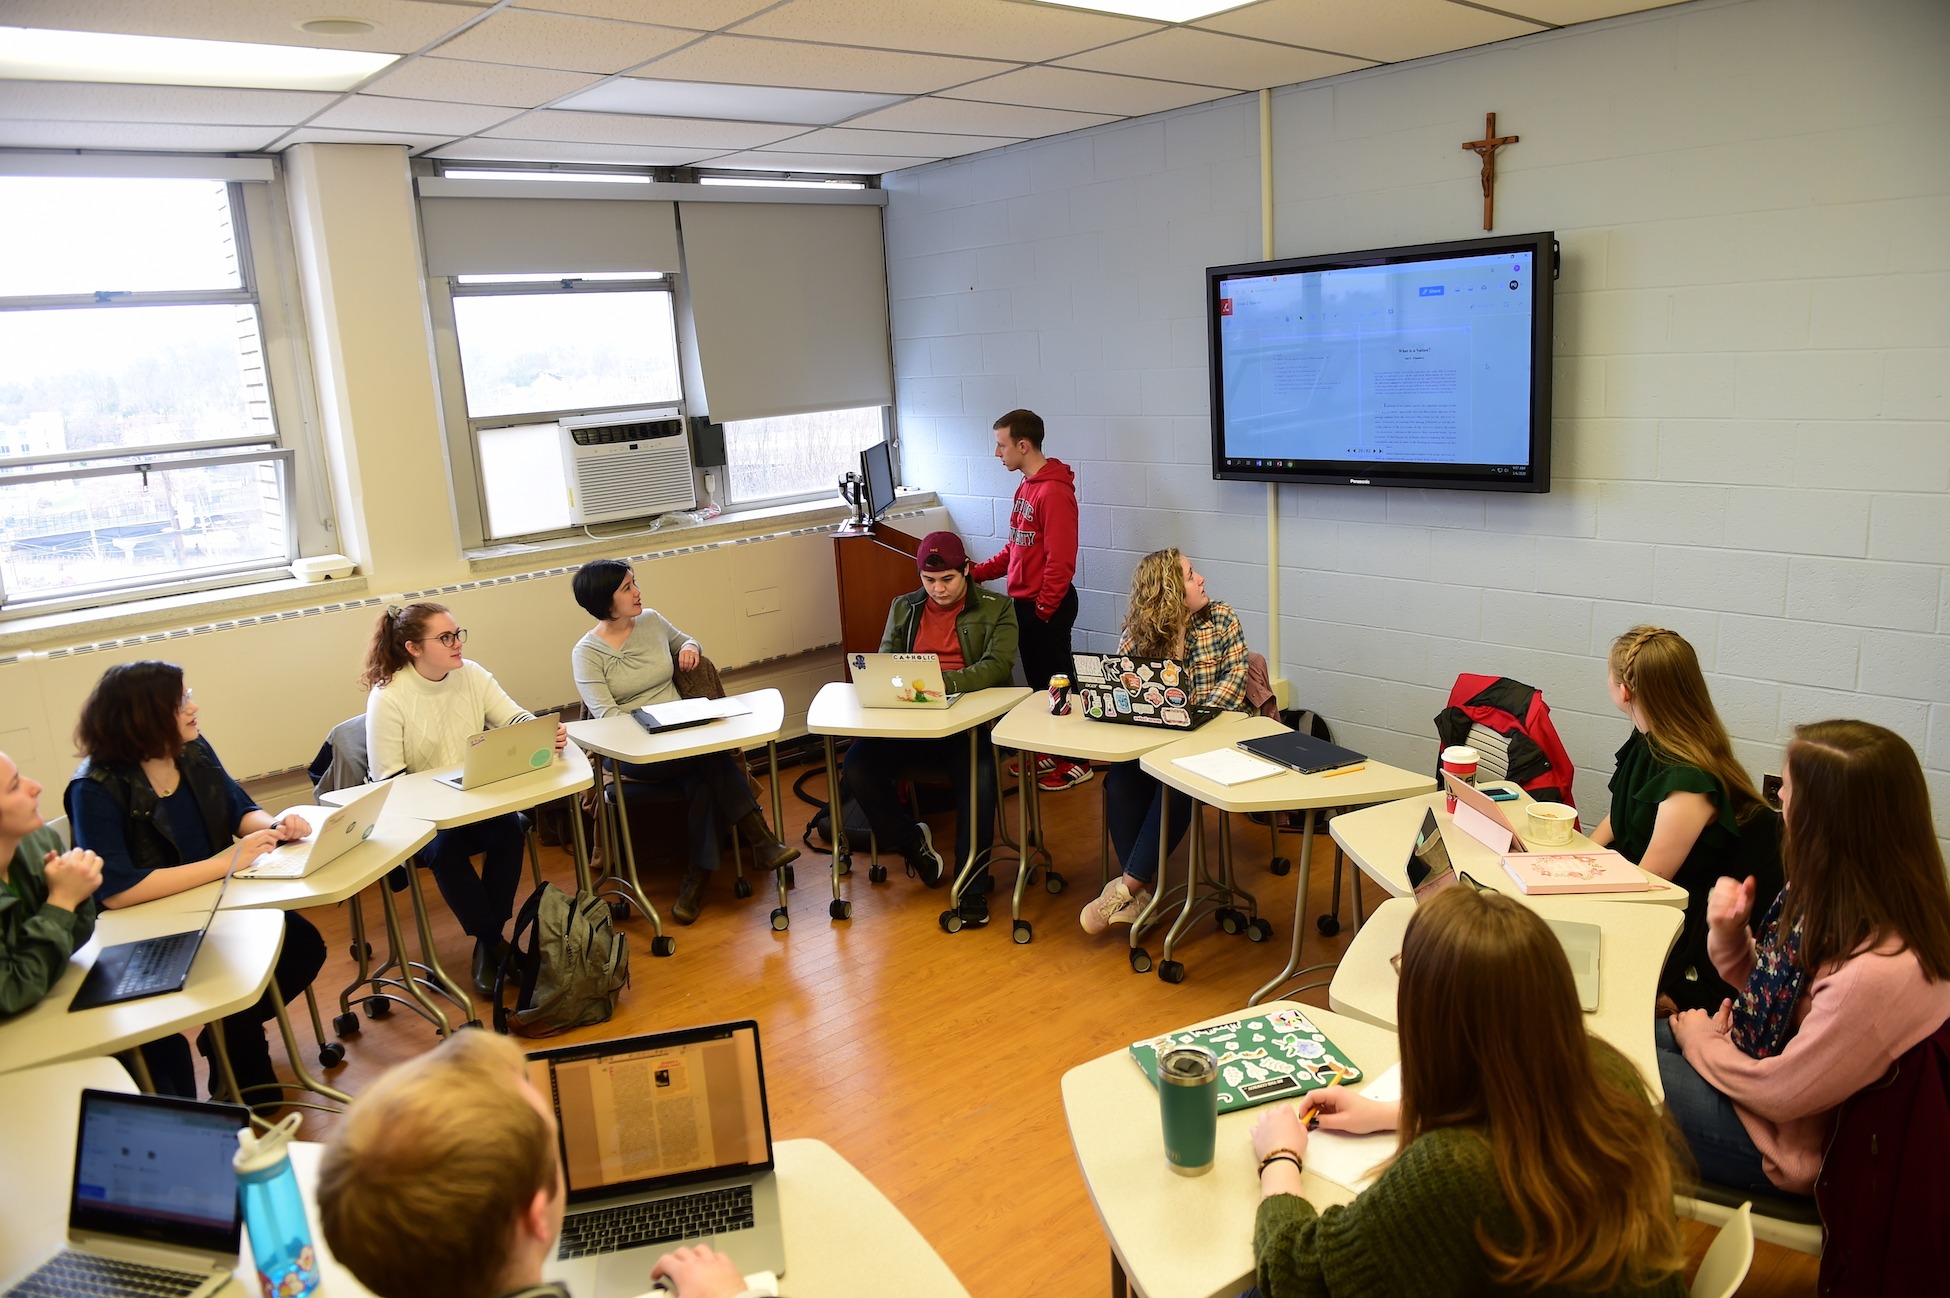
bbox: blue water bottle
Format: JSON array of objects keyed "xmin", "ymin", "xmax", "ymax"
[{"xmin": 234, "ymin": 1113, "xmax": 321, "ymax": 1298}]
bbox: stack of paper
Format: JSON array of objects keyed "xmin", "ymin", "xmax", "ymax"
[{"xmin": 1170, "ymin": 747, "xmax": 1285, "ymax": 786}]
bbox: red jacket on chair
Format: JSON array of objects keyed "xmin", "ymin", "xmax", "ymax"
[
  {"xmin": 1815, "ymin": 1016, "xmax": 1950, "ymax": 1296},
  {"xmin": 1433, "ymin": 674, "xmax": 1576, "ymax": 809}
]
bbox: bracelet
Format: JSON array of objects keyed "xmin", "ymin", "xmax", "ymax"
[{"xmin": 1258, "ymin": 1149, "xmax": 1304, "ymax": 1176}]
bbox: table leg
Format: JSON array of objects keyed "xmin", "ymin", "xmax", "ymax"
[
  {"xmin": 1110, "ymin": 1250, "xmax": 1129, "ymax": 1298},
  {"xmin": 119, "ymin": 1047, "xmax": 155, "ymax": 1093},
  {"xmin": 823, "ymin": 737, "xmax": 850, "ymax": 921},
  {"xmin": 404, "ymin": 858, "xmax": 479, "ymax": 1028},
  {"xmin": 205, "ymin": 1022, "xmax": 246, "ymax": 1108},
  {"xmin": 269, "ymin": 984, "xmax": 353, "ymax": 1105},
  {"xmin": 338, "ymin": 889, "xmax": 374, "ymax": 1018},
  {"xmin": 1250, "ymin": 808, "xmax": 1339, "ymax": 1005},
  {"xmin": 1126, "ymin": 787, "xmax": 1173, "ymax": 975},
  {"xmin": 377, "ymin": 874, "xmax": 452, "ymax": 1035},
  {"xmin": 945, "ymin": 725, "xmax": 985, "ymax": 907},
  {"xmin": 1161, "ymin": 805, "xmax": 1205, "ymax": 959},
  {"xmin": 570, "ymin": 789, "xmax": 594, "ymax": 895},
  {"xmin": 607, "ymin": 764, "xmax": 664, "ymax": 929}
]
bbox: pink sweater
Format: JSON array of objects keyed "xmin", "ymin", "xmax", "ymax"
[{"xmin": 1681, "ymin": 927, "xmax": 1950, "ymax": 1193}]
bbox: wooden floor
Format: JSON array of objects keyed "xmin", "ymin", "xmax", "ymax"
[{"xmin": 244, "ymin": 759, "xmax": 1817, "ymax": 1298}]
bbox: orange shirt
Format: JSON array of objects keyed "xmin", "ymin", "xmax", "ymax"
[{"xmin": 914, "ymin": 596, "xmax": 966, "ymax": 672}]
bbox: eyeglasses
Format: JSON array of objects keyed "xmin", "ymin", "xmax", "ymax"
[
  {"xmin": 417, "ymin": 629, "xmax": 469, "ymax": 649},
  {"xmin": 176, "ymin": 688, "xmax": 195, "ymax": 711}
]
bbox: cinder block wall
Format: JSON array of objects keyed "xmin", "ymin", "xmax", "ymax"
[{"xmin": 883, "ymin": 0, "xmax": 1950, "ymax": 848}]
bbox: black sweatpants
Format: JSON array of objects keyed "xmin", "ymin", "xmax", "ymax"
[{"xmin": 1014, "ymin": 585, "xmax": 1077, "ymax": 690}]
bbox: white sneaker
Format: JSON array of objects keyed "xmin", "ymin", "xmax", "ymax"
[{"xmin": 1081, "ymin": 878, "xmax": 1151, "ymax": 934}]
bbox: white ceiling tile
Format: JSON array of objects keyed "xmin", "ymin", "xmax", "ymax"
[
  {"xmin": 710, "ymin": 147, "xmax": 934, "ymax": 173},
  {"xmin": 638, "ymin": 34, "xmax": 1018, "ymax": 95},
  {"xmin": 0, "ymin": 118, "xmax": 282, "ymax": 150},
  {"xmin": 357, "ymin": 55, "xmax": 604, "ymax": 108},
  {"xmin": 511, "ymin": 0, "xmax": 773, "ymax": 29},
  {"xmin": 1493, "ymin": 1, "xmax": 1692, "ymax": 24},
  {"xmin": 273, "ymin": 125, "xmax": 453, "ymax": 150},
  {"xmin": 0, "ymin": 0, "xmax": 490, "ymax": 56},
  {"xmin": 843, "ymin": 95, "xmax": 1117, "ymax": 137},
  {"xmin": 430, "ymin": 9, "xmax": 698, "ymax": 74},
  {"xmin": 310, "ymin": 93, "xmax": 516, "ymax": 134},
  {"xmin": 561, "ymin": 78, "xmax": 902, "ymax": 125},
  {"xmin": 0, "ymin": 80, "xmax": 332, "ymax": 125},
  {"xmin": 431, "ymin": 137, "xmax": 715, "ymax": 165},
  {"xmin": 1057, "ymin": 28, "xmax": 1372, "ymax": 91},
  {"xmin": 945, "ymin": 65, "xmax": 1231, "ymax": 117},
  {"xmin": 487, "ymin": 109, "xmax": 799, "ymax": 149},
  {"xmin": 781, "ymin": 125, "xmax": 1020, "ymax": 158},
  {"xmin": 729, "ymin": 0, "xmax": 1162, "ymax": 62},
  {"xmin": 1196, "ymin": 0, "xmax": 1545, "ymax": 64}
]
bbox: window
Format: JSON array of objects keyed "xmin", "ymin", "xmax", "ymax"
[
  {"xmin": 722, "ymin": 406, "xmax": 888, "ymax": 505},
  {"xmin": 0, "ymin": 171, "xmax": 318, "ymax": 612}
]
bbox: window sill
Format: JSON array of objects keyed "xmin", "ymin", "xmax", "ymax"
[
  {"xmin": 0, "ymin": 573, "xmax": 372, "ymax": 657},
  {"xmin": 462, "ymin": 489, "xmax": 939, "ymax": 576}
]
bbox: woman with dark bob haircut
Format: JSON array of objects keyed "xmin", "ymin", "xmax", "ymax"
[
  {"xmin": 570, "ymin": 559, "xmax": 796, "ymax": 926},
  {"xmin": 65, "ymin": 660, "xmax": 327, "ymax": 1102}
]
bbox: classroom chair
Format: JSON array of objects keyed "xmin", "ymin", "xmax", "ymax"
[
  {"xmin": 1675, "ymin": 1186, "xmax": 1821, "ymax": 1257},
  {"xmin": 1689, "ymin": 1200, "xmax": 1754, "ymax": 1298}
]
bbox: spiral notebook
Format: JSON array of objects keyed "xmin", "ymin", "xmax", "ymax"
[{"xmin": 1129, "ymin": 1008, "xmax": 1363, "ymax": 1113}]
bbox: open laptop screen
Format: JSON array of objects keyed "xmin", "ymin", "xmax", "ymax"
[
  {"xmin": 69, "ymin": 1090, "xmax": 244, "ymax": 1253},
  {"xmin": 530, "ymin": 1022, "xmax": 773, "ymax": 1201}
]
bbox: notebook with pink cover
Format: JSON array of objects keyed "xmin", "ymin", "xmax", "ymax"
[{"xmin": 1501, "ymin": 849, "xmax": 1649, "ymax": 895}]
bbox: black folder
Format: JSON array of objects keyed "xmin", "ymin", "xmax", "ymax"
[{"xmin": 1237, "ymin": 730, "xmax": 1366, "ymax": 776}]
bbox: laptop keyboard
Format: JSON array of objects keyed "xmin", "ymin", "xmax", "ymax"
[
  {"xmin": 557, "ymin": 1185, "xmax": 756, "ymax": 1259},
  {"xmin": 113, "ymin": 932, "xmax": 198, "ymax": 996},
  {"xmin": 4, "ymin": 1250, "xmax": 212, "ymax": 1298}
]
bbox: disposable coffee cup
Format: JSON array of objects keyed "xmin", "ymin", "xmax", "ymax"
[
  {"xmin": 1526, "ymin": 802, "xmax": 1577, "ymax": 847},
  {"xmin": 1158, "ymin": 1045, "xmax": 1219, "ymax": 1176},
  {"xmin": 1440, "ymin": 745, "xmax": 1480, "ymax": 812}
]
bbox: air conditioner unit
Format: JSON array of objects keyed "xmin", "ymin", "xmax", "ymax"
[{"xmin": 559, "ymin": 407, "xmax": 697, "ymax": 526}]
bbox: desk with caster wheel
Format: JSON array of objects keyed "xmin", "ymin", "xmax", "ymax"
[
  {"xmin": 568, "ymin": 689, "xmax": 790, "ymax": 933},
  {"xmin": 989, "ymin": 700, "xmax": 1260, "ymax": 948},
  {"xmin": 1141, "ymin": 718, "xmax": 1433, "ymax": 997},
  {"xmin": 142, "ymin": 812, "xmax": 436, "ymax": 1104},
  {"xmin": 806, "ymin": 683, "xmax": 1028, "ymax": 926},
  {"xmin": 323, "ymin": 746, "xmax": 596, "ymax": 1030}
]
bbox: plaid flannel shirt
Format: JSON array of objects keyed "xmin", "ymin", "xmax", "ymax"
[{"xmin": 1125, "ymin": 600, "xmax": 1248, "ymax": 712}]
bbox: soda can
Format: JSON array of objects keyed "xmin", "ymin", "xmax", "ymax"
[{"xmin": 1049, "ymin": 672, "xmax": 1072, "ymax": 715}]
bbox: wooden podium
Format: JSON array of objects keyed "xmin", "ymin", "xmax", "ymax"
[{"xmin": 833, "ymin": 521, "xmax": 923, "ymax": 678}]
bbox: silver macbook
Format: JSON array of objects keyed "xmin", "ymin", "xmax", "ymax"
[
  {"xmin": 532, "ymin": 1021, "xmax": 786, "ymax": 1296},
  {"xmin": 1545, "ymin": 918, "xmax": 1603, "ymax": 1013},
  {"xmin": 239, "ymin": 782, "xmax": 392, "ymax": 879},
  {"xmin": 435, "ymin": 713, "xmax": 559, "ymax": 790},
  {"xmin": 849, "ymin": 652, "xmax": 959, "ymax": 709},
  {"xmin": 1, "ymin": 1089, "xmax": 246, "ymax": 1298}
]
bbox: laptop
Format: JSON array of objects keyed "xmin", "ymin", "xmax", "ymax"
[
  {"xmin": 1236, "ymin": 729, "xmax": 1366, "ymax": 775},
  {"xmin": 849, "ymin": 652, "xmax": 959, "ymax": 708},
  {"xmin": 1, "ymin": 1089, "xmax": 246, "ymax": 1298},
  {"xmin": 1400, "ymin": 811, "xmax": 1601, "ymax": 1011},
  {"xmin": 70, "ymin": 840, "xmax": 243, "ymax": 1012},
  {"xmin": 238, "ymin": 782, "xmax": 391, "ymax": 880},
  {"xmin": 1073, "ymin": 652, "xmax": 1222, "ymax": 730},
  {"xmin": 435, "ymin": 713, "xmax": 560, "ymax": 790},
  {"xmin": 532, "ymin": 1021, "xmax": 786, "ymax": 1297},
  {"xmin": 1445, "ymin": 771, "xmax": 1535, "ymax": 851}
]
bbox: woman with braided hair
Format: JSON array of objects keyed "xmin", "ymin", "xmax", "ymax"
[{"xmin": 1591, "ymin": 625, "xmax": 1778, "ymax": 1009}]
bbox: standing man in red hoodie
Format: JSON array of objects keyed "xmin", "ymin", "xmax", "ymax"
[{"xmin": 970, "ymin": 408, "xmax": 1091, "ymax": 791}]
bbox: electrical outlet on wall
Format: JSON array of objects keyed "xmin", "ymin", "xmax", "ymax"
[{"xmin": 1763, "ymin": 773, "xmax": 1782, "ymax": 808}]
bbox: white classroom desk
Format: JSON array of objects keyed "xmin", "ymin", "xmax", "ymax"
[
  {"xmin": 1140, "ymin": 717, "xmax": 1435, "ymax": 1000},
  {"xmin": 1329, "ymin": 895, "xmax": 1682, "ymax": 1099},
  {"xmin": 323, "ymin": 746, "xmax": 596, "ymax": 1025},
  {"xmin": 0, "ymin": 1056, "xmax": 137, "ymax": 1290},
  {"xmin": 806, "ymin": 682, "xmax": 1028, "ymax": 924},
  {"xmin": 0, "ymin": 907, "xmax": 283, "ymax": 1076},
  {"xmin": 237, "ymin": 1139, "xmax": 971, "ymax": 1298},
  {"xmin": 1063, "ymin": 1001, "xmax": 1400, "ymax": 1298},
  {"xmin": 566, "ymin": 689, "xmax": 790, "ymax": 933},
  {"xmin": 1328, "ymin": 789, "xmax": 1688, "ymax": 910}
]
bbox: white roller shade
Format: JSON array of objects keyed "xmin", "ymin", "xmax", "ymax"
[
  {"xmin": 420, "ymin": 197, "xmax": 680, "ymax": 275},
  {"xmin": 679, "ymin": 201, "xmax": 892, "ymax": 424}
]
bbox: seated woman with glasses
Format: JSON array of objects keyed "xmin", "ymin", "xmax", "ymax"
[
  {"xmin": 65, "ymin": 661, "xmax": 327, "ymax": 1101},
  {"xmin": 362, "ymin": 602, "xmax": 566, "ymax": 998}
]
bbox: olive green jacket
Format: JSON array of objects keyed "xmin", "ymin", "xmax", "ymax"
[
  {"xmin": 1, "ymin": 825, "xmax": 96, "ymax": 1016},
  {"xmin": 879, "ymin": 584, "xmax": 1019, "ymax": 696}
]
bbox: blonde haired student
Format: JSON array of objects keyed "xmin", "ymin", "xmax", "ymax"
[
  {"xmin": 1246, "ymin": 887, "xmax": 1688, "ymax": 1296},
  {"xmin": 1592, "ymin": 625, "xmax": 1778, "ymax": 1010}
]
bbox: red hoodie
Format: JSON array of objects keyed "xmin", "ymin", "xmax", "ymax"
[{"xmin": 969, "ymin": 458, "xmax": 1077, "ymax": 620}]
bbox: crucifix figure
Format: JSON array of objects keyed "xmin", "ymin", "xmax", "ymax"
[{"xmin": 1461, "ymin": 112, "xmax": 1519, "ymax": 231}]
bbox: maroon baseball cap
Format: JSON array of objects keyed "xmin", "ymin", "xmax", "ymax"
[{"xmin": 916, "ymin": 531, "xmax": 968, "ymax": 573}]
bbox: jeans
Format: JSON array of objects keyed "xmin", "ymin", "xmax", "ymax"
[
  {"xmin": 1655, "ymin": 1020, "xmax": 1791, "ymax": 1195},
  {"xmin": 1015, "ymin": 586, "xmax": 1077, "ymax": 690},
  {"xmin": 841, "ymin": 734, "xmax": 995, "ymax": 874},
  {"xmin": 617, "ymin": 750, "xmax": 759, "ymax": 875},
  {"xmin": 1105, "ymin": 761, "xmax": 1192, "ymax": 887},
  {"xmin": 425, "ymin": 812, "xmax": 526, "ymax": 942}
]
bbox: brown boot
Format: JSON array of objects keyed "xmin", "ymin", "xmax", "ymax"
[
  {"xmin": 736, "ymin": 809, "xmax": 801, "ymax": 873},
  {"xmin": 673, "ymin": 868, "xmax": 709, "ymax": 925}
]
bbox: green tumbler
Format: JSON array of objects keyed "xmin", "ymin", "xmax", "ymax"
[{"xmin": 1158, "ymin": 1044, "xmax": 1219, "ymax": 1176}]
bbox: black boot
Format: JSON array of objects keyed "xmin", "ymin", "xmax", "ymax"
[
  {"xmin": 673, "ymin": 868, "xmax": 710, "ymax": 925},
  {"xmin": 473, "ymin": 937, "xmax": 507, "ymax": 999},
  {"xmin": 736, "ymin": 809, "xmax": 801, "ymax": 872}
]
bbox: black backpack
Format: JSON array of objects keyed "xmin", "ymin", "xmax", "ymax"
[{"xmin": 494, "ymin": 882, "xmax": 630, "ymax": 1036}]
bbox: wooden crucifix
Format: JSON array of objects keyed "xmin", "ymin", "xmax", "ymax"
[{"xmin": 1461, "ymin": 112, "xmax": 1519, "ymax": 230}]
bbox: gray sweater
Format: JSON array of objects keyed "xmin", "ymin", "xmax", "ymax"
[{"xmin": 572, "ymin": 612, "xmax": 696, "ymax": 717}]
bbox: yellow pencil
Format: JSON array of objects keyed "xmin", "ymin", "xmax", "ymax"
[
  {"xmin": 1322, "ymin": 764, "xmax": 1366, "ymax": 778},
  {"xmin": 1305, "ymin": 1073, "xmax": 1345, "ymax": 1129}
]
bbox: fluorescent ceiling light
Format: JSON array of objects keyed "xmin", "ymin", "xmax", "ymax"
[
  {"xmin": 443, "ymin": 169, "xmax": 651, "ymax": 184},
  {"xmin": 1034, "ymin": 1, "xmax": 1255, "ymax": 20},
  {"xmin": 0, "ymin": 25, "xmax": 397, "ymax": 91},
  {"xmin": 698, "ymin": 176, "xmax": 866, "ymax": 189},
  {"xmin": 559, "ymin": 79, "xmax": 904, "ymax": 127}
]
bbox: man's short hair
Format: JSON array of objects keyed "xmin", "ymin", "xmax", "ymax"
[
  {"xmin": 992, "ymin": 408, "xmax": 1044, "ymax": 450},
  {"xmin": 317, "ymin": 1031, "xmax": 556, "ymax": 1298}
]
